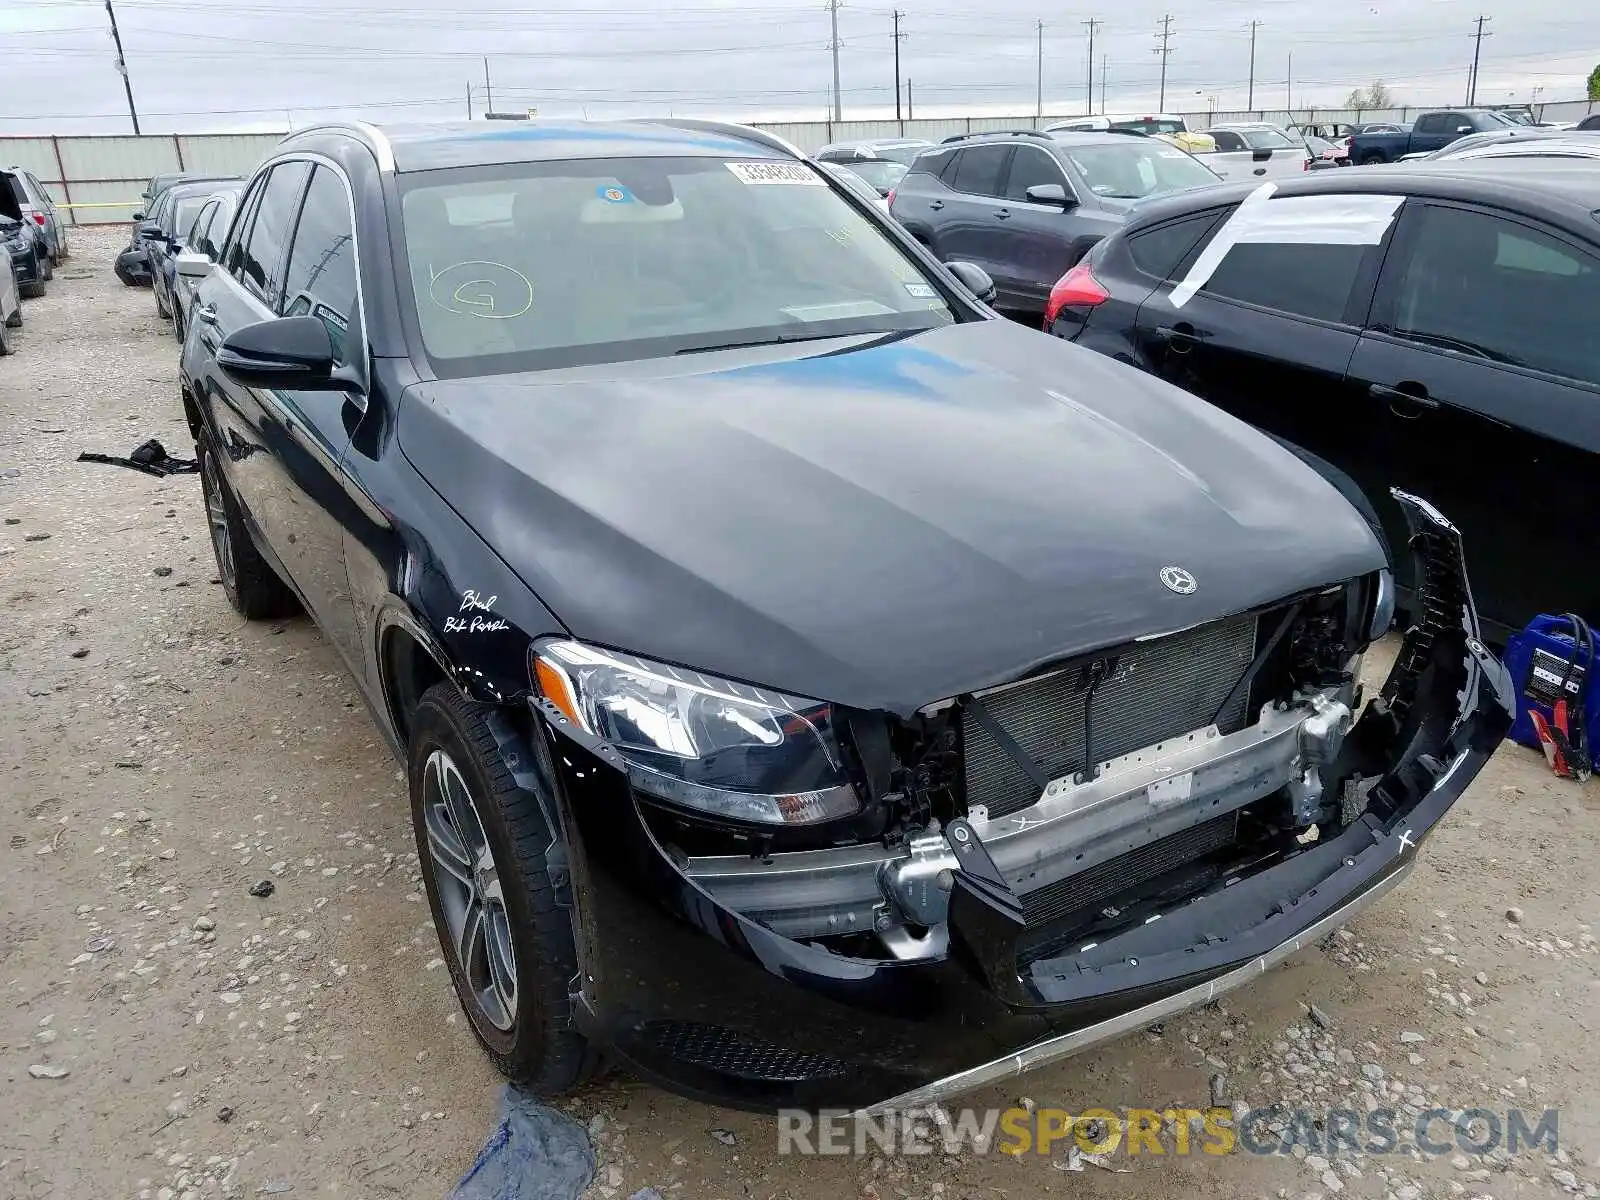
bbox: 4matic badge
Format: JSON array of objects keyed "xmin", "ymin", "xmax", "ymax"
[{"xmin": 1160, "ymin": 566, "xmax": 1198, "ymax": 595}]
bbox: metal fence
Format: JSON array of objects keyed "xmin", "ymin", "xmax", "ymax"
[{"xmin": 7, "ymin": 95, "xmax": 1596, "ymax": 224}]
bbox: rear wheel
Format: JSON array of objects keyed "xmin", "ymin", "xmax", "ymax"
[
  {"xmin": 3, "ymin": 303, "xmax": 19, "ymax": 328},
  {"xmin": 1359, "ymin": 151, "xmax": 1387, "ymax": 166},
  {"xmin": 0, "ymin": 319, "xmax": 11, "ymax": 356},
  {"xmin": 197, "ymin": 426, "xmax": 299, "ymax": 619},
  {"xmin": 408, "ymin": 685, "xmax": 594, "ymax": 1092},
  {"xmin": 20, "ymin": 255, "xmax": 44, "ymax": 299},
  {"xmin": 38, "ymin": 254, "xmax": 52, "ymax": 283}
]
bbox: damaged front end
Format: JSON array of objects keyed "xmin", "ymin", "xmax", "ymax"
[{"xmin": 529, "ymin": 491, "xmax": 1511, "ymax": 1111}]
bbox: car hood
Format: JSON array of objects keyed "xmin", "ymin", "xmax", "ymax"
[{"xmin": 398, "ymin": 321, "xmax": 1385, "ymax": 716}]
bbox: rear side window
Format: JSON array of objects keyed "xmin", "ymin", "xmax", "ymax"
[
  {"xmin": 223, "ymin": 182, "xmax": 265, "ymax": 279},
  {"xmin": 237, "ymin": 162, "xmax": 311, "ymax": 308},
  {"xmin": 1127, "ymin": 211, "xmax": 1226, "ymax": 280},
  {"xmin": 1203, "ymin": 241, "xmax": 1372, "ymax": 323},
  {"xmin": 950, "ymin": 145, "xmax": 1010, "ymax": 197},
  {"xmin": 6, "ymin": 174, "xmax": 27, "ymax": 205}
]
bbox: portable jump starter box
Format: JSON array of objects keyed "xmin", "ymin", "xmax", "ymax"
[{"xmin": 1503, "ymin": 613, "xmax": 1596, "ymax": 775}]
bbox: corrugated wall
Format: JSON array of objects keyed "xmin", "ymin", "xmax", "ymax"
[{"xmin": 0, "ymin": 132, "xmax": 282, "ymax": 224}]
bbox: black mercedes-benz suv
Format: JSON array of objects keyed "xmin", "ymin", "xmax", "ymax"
[{"xmin": 176, "ymin": 118, "xmax": 1511, "ymax": 1111}]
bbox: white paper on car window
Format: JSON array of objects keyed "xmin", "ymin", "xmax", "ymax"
[
  {"xmin": 1168, "ymin": 183, "xmax": 1405, "ymax": 308},
  {"xmin": 725, "ymin": 161, "xmax": 826, "ymax": 186}
]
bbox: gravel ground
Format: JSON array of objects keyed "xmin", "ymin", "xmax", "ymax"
[{"xmin": 2, "ymin": 225, "xmax": 1599, "ymax": 1200}]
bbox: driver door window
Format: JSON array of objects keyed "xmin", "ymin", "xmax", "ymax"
[
  {"xmin": 236, "ymin": 161, "xmax": 311, "ymax": 309},
  {"xmin": 1004, "ymin": 146, "xmax": 1068, "ymax": 200}
]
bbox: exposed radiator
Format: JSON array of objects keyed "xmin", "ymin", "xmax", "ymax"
[{"xmin": 961, "ymin": 613, "xmax": 1260, "ymax": 819}]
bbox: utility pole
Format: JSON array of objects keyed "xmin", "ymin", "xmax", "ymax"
[
  {"xmin": 1286, "ymin": 51, "xmax": 1293, "ymax": 111},
  {"xmin": 1152, "ymin": 14, "xmax": 1174, "ymax": 113},
  {"xmin": 1082, "ymin": 18, "xmax": 1101, "ymax": 118},
  {"xmin": 483, "ymin": 57, "xmax": 493, "ymax": 113},
  {"xmin": 466, "ymin": 81, "xmax": 473, "ymax": 119},
  {"xmin": 828, "ymin": 0, "xmax": 842, "ymax": 122},
  {"xmin": 892, "ymin": 10, "xmax": 906, "ymax": 124},
  {"xmin": 1247, "ymin": 19, "xmax": 1261, "ymax": 112},
  {"xmin": 105, "ymin": 0, "xmax": 140, "ymax": 135},
  {"xmin": 906, "ymin": 77, "xmax": 913, "ymax": 119},
  {"xmin": 1100, "ymin": 53, "xmax": 1108, "ymax": 113},
  {"xmin": 1467, "ymin": 14, "xmax": 1491, "ymax": 105},
  {"xmin": 1035, "ymin": 19, "xmax": 1045, "ymax": 122}
]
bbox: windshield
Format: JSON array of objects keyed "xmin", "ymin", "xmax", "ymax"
[
  {"xmin": 1238, "ymin": 128, "xmax": 1298, "ymax": 150},
  {"xmin": 172, "ymin": 196, "xmax": 209, "ymax": 237},
  {"xmin": 840, "ymin": 160, "xmax": 908, "ymax": 190},
  {"xmin": 398, "ymin": 155, "xmax": 955, "ymax": 375},
  {"xmin": 1484, "ymin": 111, "xmax": 1521, "ymax": 127},
  {"xmin": 1110, "ymin": 118, "xmax": 1186, "ymax": 136},
  {"xmin": 871, "ymin": 143, "xmax": 929, "ymax": 166},
  {"xmin": 1054, "ymin": 139, "xmax": 1220, "ymax": 199}
]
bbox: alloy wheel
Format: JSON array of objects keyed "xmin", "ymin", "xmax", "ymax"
[
  {"xmin": 423, "ymin": 749, "xmax": 519, "ymax": 1032},
  {"xmin": 201, "ymin": 454, "xmax": 236, "ymax": 592}
]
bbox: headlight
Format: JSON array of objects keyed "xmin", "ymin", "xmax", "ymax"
[{"xmin": 532, "ymin": 640, "xmax": 862, "ymax": 826}]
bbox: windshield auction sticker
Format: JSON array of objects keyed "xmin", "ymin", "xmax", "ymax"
[{"xmin": 725, "ymin": 161, "xmax": 825, "ymax": 185}]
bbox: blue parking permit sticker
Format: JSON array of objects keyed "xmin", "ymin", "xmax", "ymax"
[
  {"xmin": 597, "ymin": 184, "xmax": 633, "ymax": 204},
  {"xmin": 905, "ymin": 282, "xmax": 938, "ymax": 299}
]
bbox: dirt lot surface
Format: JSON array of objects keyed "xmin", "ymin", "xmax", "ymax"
[{"xmin": 2, "ymin": 226, "xmax": 1598, "ymax": 1200}]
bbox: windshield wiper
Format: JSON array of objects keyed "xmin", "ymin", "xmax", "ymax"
[{"xmin": 674, "ymin": 329, "xmax": 892, "ymax": 355}]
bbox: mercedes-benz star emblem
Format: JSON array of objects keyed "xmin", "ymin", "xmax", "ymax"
[{"xmin": 1160, "ymin": 565, "xmax": 1198, "ymax": 595}]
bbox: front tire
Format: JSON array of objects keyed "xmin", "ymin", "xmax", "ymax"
[
  {"xmin": 408, "ymin": 684, "xmax": 594, "ymax": 1092},
  {"xmin": 196, "ymin": 425, "xmax": 299, "ymax": 619},
  {"xmin": 155, "ymin": 279, "xmax": 170, "ymax": 318}
]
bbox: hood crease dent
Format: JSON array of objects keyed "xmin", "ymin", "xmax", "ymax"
[{"xmin": 400, "ymin": 322, "xmax": 1385, "ymax": 717}]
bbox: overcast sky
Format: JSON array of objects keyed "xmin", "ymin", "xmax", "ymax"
[{"xmin": 1, "ymin": 0, "xmax": 1593, "ymax": 134}]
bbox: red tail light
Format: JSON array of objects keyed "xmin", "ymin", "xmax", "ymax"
[
  {"xmin": 885, "ymin": 188, "xmax": 896, "ymax": 207},
  {"xmin": 1045, "ymin": 261, "xmax": 1110, "ymax": 328},
  {"xmin": 33, "ymin": 213, "xmax": 46, "ymax": 225}
]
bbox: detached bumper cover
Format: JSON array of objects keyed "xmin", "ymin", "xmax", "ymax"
[
  {"xmin": 8, "ymin": 246, "xmax": 38, "ymax": 285},
  {"xmin": 115, "ymin": 245, "xmax": 151, "ymax": 286},
  {"xmin": 534, "ymin": 489, "xmax": 1512, "ymax": 1109}
]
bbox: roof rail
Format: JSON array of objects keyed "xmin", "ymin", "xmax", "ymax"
[
  {"xmin": 279, "ymin": 121, "xmax": 395, "ymax": 172},
  {"xmin": 939, "ymin": 129, "xmax": 1057, "ymax": 145},
  {"xmin": 653, "ymin": 119, "xmax": 804, "ymax": 160}
]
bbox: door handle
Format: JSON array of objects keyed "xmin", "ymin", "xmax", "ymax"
[
  {"xmin": 195, "ymin": 303, "xmax": 218, "ymax": 326},
  {"xmin": 1369, "ymin": 382, "xmax": 1440, "ymax": 418},
  {"xmin": 994, "ymin": 208, "xmax": 1011, "ymax": 220},
  {"xmin": 928, "ymin": 200, "xmax": 945, "ymax": 211},
  {"xmin": 1154, "ymin": 323, "xmax": 1201, "ymax": 353}
]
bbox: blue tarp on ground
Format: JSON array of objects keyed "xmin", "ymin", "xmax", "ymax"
[{"xmin": 448, "ymin": 1087, "xmax": 596, "ymax": 1200}]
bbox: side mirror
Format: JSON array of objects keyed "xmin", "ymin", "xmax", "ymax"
[
  {"xmin": 946, "ymin": 260, "xmax": 997, "ymax": 305},
  {"xmin": 176, "ymin": 247, "xmax": 213, "ymax": 281},
  {"xmin": 1024, "ymin": 183, "xmax": 1073, "ymax": 208},
  {"xmin": 136, "ymin": 222, "xmax": 163, "ymax": 241},
  {"xmin": 1456, "ymin": 125, "xmax": 1473, "ymax": 134},
  {"xmin": 1251, "ymin": 148, "xmax": 1274, "ymax": 163},
  {"xmin": 217, "ymin": 315, "xmax": 342, "ymax": 392},
  {"xmin": 132, "ymin": 210, "xmax": 145, "ymax": 221}
]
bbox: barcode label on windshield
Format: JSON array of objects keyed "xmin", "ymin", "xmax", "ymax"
[{"xmin": 726, "ymin": 161, "xmax": 825, "ymax": 186}]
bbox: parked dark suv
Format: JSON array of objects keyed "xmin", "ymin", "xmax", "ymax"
[
  {"xmin": 176, "ymin": 118, "xmax": 1508, "ymax": 1111},
  {"xmin": 891, "ymin": 129, "xmax": 1222, "ymax": 313},
  {"xmin": 1048, "ymin": 161, "xmax": 1600, "ymax": 641}
]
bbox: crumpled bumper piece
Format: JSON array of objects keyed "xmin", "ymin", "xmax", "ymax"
[
  {"xmin": 114, "ymin": 246, "xmax": 151, "ymax": 287},
  {"xmin": 534, "ymin": 489, "xmax": 1512, "ymax": 1112}
]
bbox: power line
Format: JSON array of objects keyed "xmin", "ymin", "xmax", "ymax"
[{"xmin": 1152, "ymin": 13, "xmax": 1174, "ymax": 112}]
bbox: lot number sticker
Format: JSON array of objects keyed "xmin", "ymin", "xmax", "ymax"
[{"xmin": 726, "ymin": 161, "xmax": 825, "ymax": 185}]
